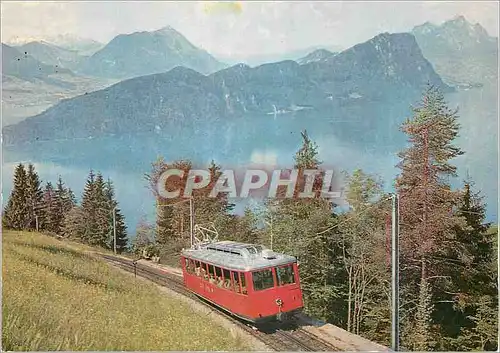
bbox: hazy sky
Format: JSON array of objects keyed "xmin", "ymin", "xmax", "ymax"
[{"xmin": 1, "ymin": 1, "xmax": 498, "ymax": 60}]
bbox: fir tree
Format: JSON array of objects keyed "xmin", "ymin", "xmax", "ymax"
[
  {"xmin": 93, "ymin": 173, "xmax": 110, "ymax": 247},
  {"xmin": 156, "ymin": 203, "xmax": 175, "ymax": 246},
  {"xmin": 105, "ymin": 179, "xmax": 128, "ymax": 252},
  {"xmin": 53, "ymin": 176, "xmax": 68, "ymax": 233},
  {"xmin": 55, "ymin": 176, "xmax": 76, "ymax": 215},
  {"xmin": 66, "ymin": 188, "xmax": 77, "ymax": 207},
  {"xmin": 25, "ymin": 164, "xmax": 44, "ymax": 231},
  {"xmin": 41, "ymin": 182, "xmax": 58, "ymax": 233},
  {"xmin": 81, "ymin": 170, "xmax": 99, "ymax": 244},
  {"xmin": 435, "ymin": 180, "xmax": 498, "ymax": 350},
  {"xmin": 3, "ymin": 163, "xmax": 29, "ymax": 230},
  {"xmin": 237, "ymin": 207, "xmax": 260, "ymax": 243},
  {"xmin": 61, "ymin": 206, "xmax": 86, "ymax": 240}
]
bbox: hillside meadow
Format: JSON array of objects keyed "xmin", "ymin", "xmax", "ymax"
[{"xmin": 2, "ymin": 230, "xmax": 249, "ymax": 351}]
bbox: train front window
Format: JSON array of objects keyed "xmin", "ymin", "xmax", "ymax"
[
  {"xmin": 276, "ymin": 264, "xmax": 295, "ymax": 286},
  {"xmin": 252, "ymin": 269, "xmax": 275, "ymax": 291}
]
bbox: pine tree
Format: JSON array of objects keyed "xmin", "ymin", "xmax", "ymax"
[
  {"xmin": 105, "ymin": 179, "xmax": 128, "ymax": 252},
  {"xmin": 396, "ymin": 85, "xmax": 466, "ymax": 349},
  {"xmin": 66, "ymin": 188, "xmax": 77, "ymax": 207},
  {"xmin": 41, "ymin": 182, "xmax": 58, "ymax": 233},
  {"xmin": 92, "ymin": 173, "xmax": 110, "ymax": 247},
  {"xmin": 435, "ymin": 180, "xmax": 498, "ymax": 350},
  {"xmin": 413, "ymin": 278, "xmax": 436, "ymax": 350},
  {"xmin": 25, "ymin": 164, "xmax": 44, "ymax": 231},
  {"xmin": 337, "ymin": 169, "xmax": 391, "ymax": 337},
  {"xmin": 81, "ymin": 170, "xmax": 99, "ymax": 244},
  {"xmin": 195, "ymin": 160, "xmax": 235, "ymax": 234},
  {"xmin": 236, "ymin": 207, "xmax": 260, "ymax": 243},
  {"xmin": 264, "ymin": 130, "xmax": 339, "ymax": 322},
  {"xmin": 61, "ymin": 206, "xmax": 86, "ymax": 240},
  {"xmin": 3, "ymin": 163, "xmax": 29, "ymax": 230},
  {"xmin": 156, "ymin": 204, "xmax": 175, "ymax": 246},
  {"xmin": 147, "ymin": 158, "xmax": 235, "ymax": 245},
  {"xmin": 55, "ymin": 176, "xmax": 76, "ymax": 213},
  {"xmin": 52, "ymin": 176, "xmax": 68, "ymax": 234},
  {"xmin": 133, "ymin": 216, "xmax": 155, "ymax": 254}
]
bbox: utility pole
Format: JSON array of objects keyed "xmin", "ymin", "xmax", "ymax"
[
  {"xmin": 35, "ymin": 214, "xmax": 39, "ymax": 232},
  {"xmin": 391, "ymin": 193, "xmax": 400, "ymax": 352},
  {"xmin": 270, "ymin": 213, "xmax": 273, "ymax": 250},
  {"xmin": 113, "ymin": 206, "xmax": 117, "ymax": 255},
  {"xmin": 189, "ymin": 197, "xmax": 194, "ymax": 248}
]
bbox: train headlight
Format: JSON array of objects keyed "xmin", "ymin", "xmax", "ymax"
[{"xmin": 276, "ymin": 298, "xmax": 283, "ymax": 306}]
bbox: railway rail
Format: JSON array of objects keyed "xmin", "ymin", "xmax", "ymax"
[{"xmin": 99, "ymin": 254, "xmax": 340, "ymax": 351}]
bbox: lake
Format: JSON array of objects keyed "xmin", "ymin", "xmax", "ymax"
[{"xmin": 3, "ymin": 83, "xmax": 497, "ymax": 235}]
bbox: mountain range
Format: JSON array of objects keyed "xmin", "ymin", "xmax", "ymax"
[
  {"xmin": 78, "ymin": 26, "xmax": 227, "ymax": 79},
  {"xmin": 3, "ymin": 32, "xmax": 447, "ymax": 145},
  {"xmin": 412, "ymin": 15, "xmax": 498, "ymax": 87},
  {"xmin": 3, "ymin": 15, "xmax": 495, "ymax": 128},
  {"xmin": 218, "ymin": 45, "xmax": 344, "ymax": 67},
  {"xmin": 2, "ymin": 43, "xmax": 73, "ymax": 81},
  {"xmin": 16, "ymin": 41, "xmax": 85, "ymax": 72},
  {"xmin": 6, "ymin": 34, "xmax": 103, "ymax": 56},
  {"xmin": 2, "ymin": 44, "xmax": 116, "ymax": 126},
  {"xmin": 2, "ymin": 15, "xmax": 498, "ymax": 228}
]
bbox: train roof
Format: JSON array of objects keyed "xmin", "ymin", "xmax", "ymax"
[{"xmin": 181, "ymin": 240, "xmax": 297, "ymax": 271}]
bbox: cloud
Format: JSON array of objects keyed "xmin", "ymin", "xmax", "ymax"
[{"xmin": 203, "ymin": 2, "xmax": 242, "ymax": 16}]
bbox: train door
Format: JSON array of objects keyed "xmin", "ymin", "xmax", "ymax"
[{"xmin": 247, "ymin": 267, "xmax": 280, "ymax": 319}]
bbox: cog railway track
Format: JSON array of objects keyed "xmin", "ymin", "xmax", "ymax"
[{"xmin": 100, "ymin": 254, "xmax": 340, "ymax": 351}]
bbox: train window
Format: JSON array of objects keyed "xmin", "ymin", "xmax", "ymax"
[
  {"xmin": 184, "ymin": 258, "xmax": 189, "ymax": 270},
  {"xmin": 189, "ymin": 259, "xmax": 196, "ymax": 274},
  {"xmin": 252, "ymin": 269, "xmax": 274, "ymax": 291},
  {"xmin": 200, "ymin": 262, "xmax": 208, "ymax": 280},
  {"xmin": 232, "ymin": 271, "xmax": 240, "ymax": 292},
  {"xmin": 222, "ymin": 269, "xmax": 231, "ymax": 289},
  {"xmin": 215, "ymin": 266, "xmax": 222, "ymax": 278},
  {"xmin": 240, "ymin": 273, "xmax": 248, "ymax": 295},
  {"xmin": 194, "ymin": 261, "xmax": 201, "ymax": 276},
  {"xmin": 209, "ymin": 265, "xmax": 216, "ymax": 280},
  {"xmin": 276, "ymin": 265, "xmax": 295, "ymax": 286},
  {"xmin": 214, "ymin": 266, "xmax": 224, "ymax": 287}
]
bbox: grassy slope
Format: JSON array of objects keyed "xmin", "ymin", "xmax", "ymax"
[{"xmin": 2, "ymin": 230, "xmax": 248, "ymax": 351}]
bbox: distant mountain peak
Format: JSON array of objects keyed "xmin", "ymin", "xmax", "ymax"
[
  {"xmin": 155, "ymin": 25, "xmax": 177, "ymax": 33},
  {"xmin": 413, "ymin": 15, "xmax": 492, "ymax": 37},
  {"xmin": 412, "ymin": 16, "xmax": 498, "ymax": 86},
  {"xmin": 413, "ymin": 21, "xmax": 438, "ymax": 34},
  {"xmin": 450, "ymin": 14, "xmax": 468, "ymax": 24},
  {"xmin": 442, "ymin": 15, "xmax": 493, "ymax": 36},
  {"xmin": 80, "ymin": 25, "xmax": 226, "ymax": 79},
  {"xmin": 297, "ymin": 48, "xmax": 335, "ymax": 64}
]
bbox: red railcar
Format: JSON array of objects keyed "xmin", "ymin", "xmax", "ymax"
[{"xmin": 180, "ymin": 240, "xmax": 303, "ymax": 324}]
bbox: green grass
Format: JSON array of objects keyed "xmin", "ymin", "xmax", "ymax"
[{"xmin": 2, "ymin": 231, "xmax": 249, "ymax": 351}]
